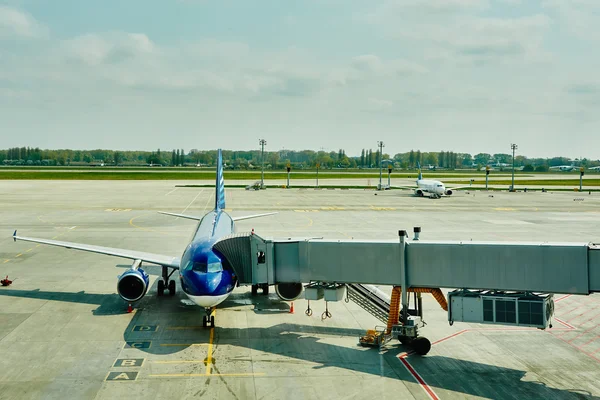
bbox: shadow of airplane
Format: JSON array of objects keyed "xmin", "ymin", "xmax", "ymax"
[{"xmin": 1, "ymin": 282, "xmax": 598, "ymax": 399}]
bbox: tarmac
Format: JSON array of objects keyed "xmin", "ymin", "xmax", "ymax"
[{"xmin": 1, "ymin": 180, "xmax": 599, "ymax": 399}]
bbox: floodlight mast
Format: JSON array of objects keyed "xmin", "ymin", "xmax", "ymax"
[
  {"xmin": 259, "ymin": 139, "xmax": 267, "ymax": 189},
  {"xmin": 511, "ymin": 143, "xmax": 518, "ymax": 191}
]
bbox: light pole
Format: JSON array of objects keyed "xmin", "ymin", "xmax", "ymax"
[
  {"xmin": 510, "ymin": 143, "xmax": 518, "ymax": 191},
  {"xmin": 259, "ymin": 139, "xmax": 267, "ymax": 189},
  {"xmin": 377, "ymin": 141, "xmax": 385, "ymax": 189}
]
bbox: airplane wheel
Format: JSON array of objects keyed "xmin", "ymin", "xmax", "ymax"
[
  {"xmin": 157, "ymin": 280, "xmax": 165, "ymax": 296},
  {"xmin": 168, "ymin": 280, "xmax": 176, "ymax": 296},
  {"xmin": 262, "ymin": 284, "xmax": 269, "ymax": 295},
  {"xmin": 251, "ymin": 285, "xmax": 258, "ymax": 296},
  {"xmin": 210, "ymin": 315, "xmax": 215, "ymax": 327},
  {"xmin": 202, "ymin": 316, "xmax": 207, "ymax": 328},
  {"xmin": 412, "ymin": 337, "xmax": 431, "ymax": 355}
]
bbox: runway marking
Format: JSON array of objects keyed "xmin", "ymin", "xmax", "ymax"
[
  {"xmin": 494, "ymin": 207, "xmax": 516, "ymax": 211},
  {"xmin": 181, "ymin": 189, "xmax": 205, "ymax": 214},
  {"xmin": 113, "ymin": 358, "xmax": 145, "ymax": 367},
  {"xmin": 4, "ymin": 259, "xmax": 10, "ymax": 263},
  {"xmin": 105, "ymin": 208, "xmax": 132, "ymax": 212},
  {"xmin": 294, "ymin": 209, "xmax": 319, "ymax": 212},
  {"xmin": 132, "ymin": 325, "xmax": 158, "ymax": 332},
  {"xmin": 149, "ymin": 373, "xmax": 265, "ymax": 378},
  {"xmin": 159, "ymin": 343, "xmax": 210, "ymax": 347},
  {"xmin": 124, "ymin": 341, "xmax": 151, "ymax": 349},
  {"xmin": 25, "ymin": 248, "xmax": 32, "ymax": 253},
  {"xmin": 15, "ymin": 253, "xmax": 22, "ymax": 258},
  {"xmin": 106, "ymin": 371, "xmax": 138, "ymax": 381},
  {"xmin": 153, "ymin": 360, "xmax": 207, "ymax": 364},
  {"xmin": 165, "ymin": 187, "xmax": 178, "ymax": 196}
]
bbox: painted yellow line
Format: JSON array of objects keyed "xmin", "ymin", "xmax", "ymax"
[
  {"xmin": 159, "ymin": 343, "xmax": 210, "ymax": 347},
  {"xmin": 25, "ymin": 248, "xmax": 33, "ymax": 253},
  {"xmin": 3, "ymin": 260, "xmax": 9, "ymax": 264},
  {"xmin": 152, "ymin": 360, "xmax": 206, "ymax": 364},
  {"xmin": 206, "ymin": 314, "xmax": 215, "ymax": 375},
  {"xmin": 149, "ymin": 373, "xmax": 265, "ymax": 378},
  {"xmin": 15, "ymin": 253, "xmax": 22, "ymax": 258}
]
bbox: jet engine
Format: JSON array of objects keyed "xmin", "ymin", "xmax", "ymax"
[
  {"xmin": 444, "ymin": 189, "xmax": 453, "ymax": 196},
  {"xmin": 275, "ymin": 282, "xmax": 303, "ymax": 301},
  {"xmin": 415, "ymin": 189, "xmax": 424, "ymax": 196},
  {"xmin": 117, "ymin": 268, "xmax": 150, "ymax": 302}
]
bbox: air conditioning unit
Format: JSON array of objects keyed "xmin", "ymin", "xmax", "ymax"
[{"xmin": 448, "ymin": 290, "xmax": 554, "ymax": 329}]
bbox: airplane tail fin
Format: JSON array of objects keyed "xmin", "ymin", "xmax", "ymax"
[
  {"xmin": 215, "ymin": 149, "xmax": 225, "ymax": 210},
  {"xmin": 417, "ymin": 162, "xmax": 423, "ymax": 180}
]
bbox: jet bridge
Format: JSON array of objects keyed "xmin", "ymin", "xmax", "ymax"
[
  {"xmin": 213, "ymin": 229, "xmax": 600, "ymax": 354},
  {"xmin": 214, "ymin": 231, "xmax": 600, "ymax": 295}
]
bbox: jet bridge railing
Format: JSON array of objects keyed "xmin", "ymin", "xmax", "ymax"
[{"xmin": 214, "ymin": 233, "xmax": 600, "ymax": 295}]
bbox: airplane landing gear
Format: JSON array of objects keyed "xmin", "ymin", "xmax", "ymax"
[
  {"xmin": 251, "ymin": 283, "xmax": 269, "ymax": 296},
  {"xmin": 157, "ymin": 266, "xmax": 176, "ymax": 296},
  {"xmin": 203, "ymin": 308, "xmax": 215, "ymax": 328}
]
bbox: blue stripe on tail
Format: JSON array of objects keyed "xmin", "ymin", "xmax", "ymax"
[
  {"xmin": 215, "ymin": 149, "xmax": 226, "ymax": 210},
  {"xmin": 417, "ymin": 161, "xmax": 423, "ymax": 181}
]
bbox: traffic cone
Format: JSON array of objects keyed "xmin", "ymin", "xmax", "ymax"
[
  {"xmin": 127, "ymin": 303, "xmax": 133, "ymax": 313},
  {"xmin": 289, "ymin": 302, "xmax": 294, "ymax": 314}
]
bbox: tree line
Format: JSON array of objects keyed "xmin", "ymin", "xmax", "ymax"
[{"xmin": 1, "ymin": 146, "xmax": 598, "ymax": 170}]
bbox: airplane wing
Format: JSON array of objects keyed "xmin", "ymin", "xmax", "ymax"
[
  {"xmin": 389, "ymin": 185, "xmax": 418, "ymax": 191},
  {"xmin": 158, "ymin": 211, "xmax": 277, "ymax": 222},
  {"xmin": 447, "ymin": 186, "xmax": 471, "ymax": 191},
  {"xmin": 13, "ymin": 231, "xmax": 180, "ymax": 269}
]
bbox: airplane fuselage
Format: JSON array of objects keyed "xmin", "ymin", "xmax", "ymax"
[
  {"xmin": 179, "ymin": 210, "xmax": 237, "ymax": 309},
  {"xmin": 415, "ymin": 179, "xmax": 447, "ymax": 197}
]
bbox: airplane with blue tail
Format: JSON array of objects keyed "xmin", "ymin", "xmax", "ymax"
[{"xmin": 13, "ymin": 149, "xmax": 283, "ymax": 327}]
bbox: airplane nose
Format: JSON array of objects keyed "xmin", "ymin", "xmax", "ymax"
[{"xmin": 181, "ymin": 270, "xmax": 221, "ymax": 296}]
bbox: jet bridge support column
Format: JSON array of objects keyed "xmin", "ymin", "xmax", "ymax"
[{"xmin": 399, "ymin": 230, "xmax": 408, "ymax": 324}]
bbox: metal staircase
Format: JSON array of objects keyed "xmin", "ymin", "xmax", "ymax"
[{"xmin": 346, "ymin": 284, "xmax": 391, "ymax": 323}]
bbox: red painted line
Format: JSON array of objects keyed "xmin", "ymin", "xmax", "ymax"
[
  {"xmin": 564, "ymin": 306, "xmax": 599, "ymax": 323},
  {"xmin": 551, "ymin": 331, "xmax": 600, "ymax": 363},
  {"xmin": 431, "ymin": 329, "xmax": 468, "ymax": 346},
  {"xmin": 581, "ymin": 335, "xmax": 600, "ymax": 347},
  {"xmin": 554, "ymin": 317, "xmax": 576, "ymax": 330},
  {"xmin": 555, "ymin": 294, "xmax": 571, "ymax": 303},
  {"xmin": 398, "ymin": 356, "xmax": 439, "ymax": 400}
]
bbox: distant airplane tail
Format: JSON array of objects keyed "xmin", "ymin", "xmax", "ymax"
[
  {"xmin": 417, "ymin": 162, "xmax": 423, "ymax": 180},
  {"xmin": 215, "ymin": 149, "xmax": 225, "ymax": 210}
]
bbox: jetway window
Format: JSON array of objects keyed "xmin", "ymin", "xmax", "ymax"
[{"xmin": 483, "ymin": 299, "xmax": 494, "ymax": 322}]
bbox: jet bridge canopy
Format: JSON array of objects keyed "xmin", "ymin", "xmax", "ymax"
[{"xmin": 213, "ymin": 233, "xmax": 600, "ymax": 295}]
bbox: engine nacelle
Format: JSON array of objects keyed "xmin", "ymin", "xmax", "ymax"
[
  {"xmin": 415, "ymin": 189, "xmax": 424, "ymax": 197},
  {"xmin": 117, "ymin": 268, "xmax": 150, "ymax": 302},
  {"xmin": 275, "ymin": 282, "xmax": 303, "ymax": 301},
  {"xmin": 445, "ymin": 189, "xmax": 453, "ymax": 196}
]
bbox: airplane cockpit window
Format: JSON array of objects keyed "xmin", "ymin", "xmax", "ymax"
[{"xmin": 184, "ymin": 261, "xmax": 223, "ymax": 273}]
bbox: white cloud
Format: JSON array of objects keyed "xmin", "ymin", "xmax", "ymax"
[
  {"xmin": 542, "ymin": 0, "xmax": 600, "ymax": 41},
  {"xmin": 63, "ymin": 32, "xmax": 155, "ymax": 66},
  {"xmin": 0, "ymin": 5, "xmax": 45, "ymax": 38}
]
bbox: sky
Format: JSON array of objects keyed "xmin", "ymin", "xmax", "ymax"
[{"xmin": 1, "ymin": 0, "xmax": 599, "ymax": 159}]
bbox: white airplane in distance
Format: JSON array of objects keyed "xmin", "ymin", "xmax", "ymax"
[
  {"xmin": 549, "ymin": 164, "xmax": 576, "ymax": 172},
  {"xmin": 588, "ymin": 166, "xmax": 600, "ymax": 171},
  {"xmin": 391, "ymin": 163, "xmax": 469, "ymax": 199}
]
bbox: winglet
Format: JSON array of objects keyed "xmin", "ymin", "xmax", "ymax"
[{"xmin": 13, "ymin": 230, "xmax": 17, "ymax": 242}]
